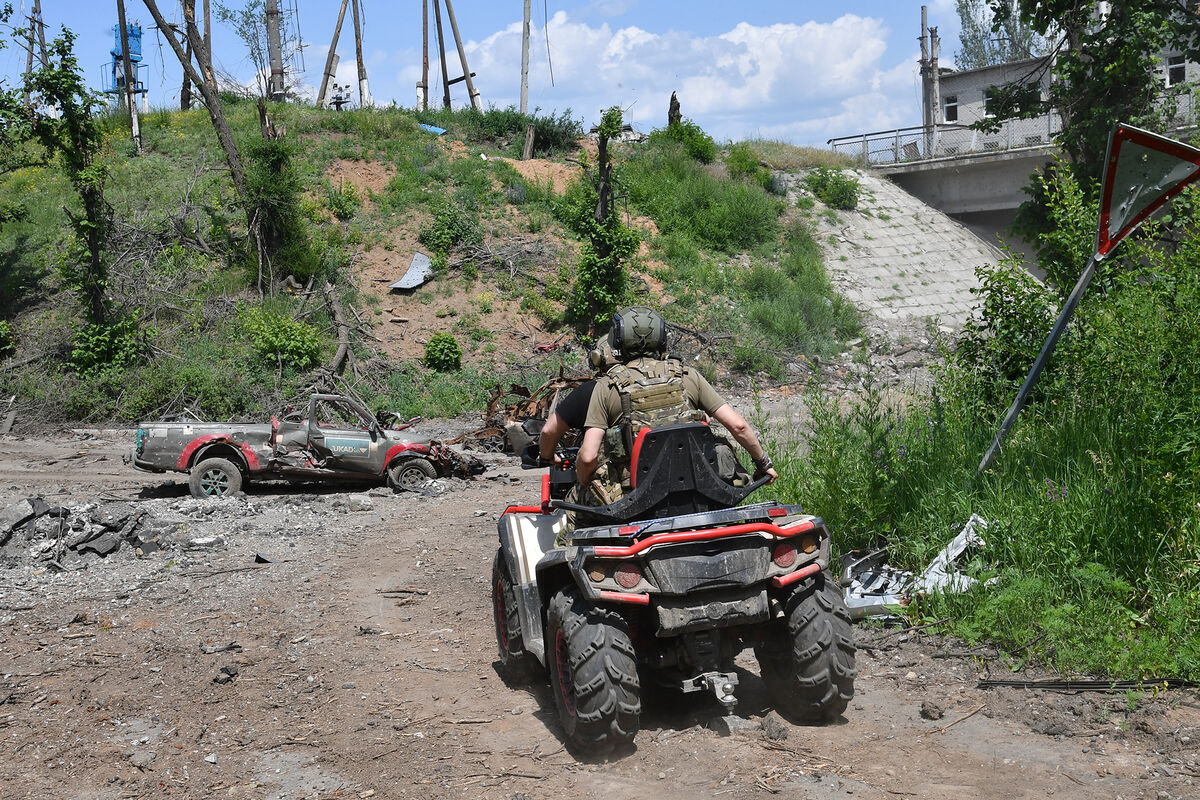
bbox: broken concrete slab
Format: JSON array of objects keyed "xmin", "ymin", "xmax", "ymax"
[
  {"xmin": 1, "ymin": 497, "xmax": 49, "ymax": 533},
  {"xmin": 77, "ymin": 532, "xmax": 122, "ymax": 557}
]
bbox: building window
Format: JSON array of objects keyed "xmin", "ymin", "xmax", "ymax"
[
  {"xmin": 943, "ymin": 95, "xmax": 958, "ymax": 123},
  {"xmin": 984, "ymin": 89, "xmax": 997, "ymax": 117},
  {"xmin": 1167, "ymin": 54, "xmax": 1186, "ymax": 87}
]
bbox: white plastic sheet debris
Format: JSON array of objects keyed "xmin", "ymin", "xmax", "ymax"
[
  {"xmin": 388, "ymin": 252, "xmax": 434, "ymax": 291},
  {"xmin": 841, "ymin": 514, "xmax": 995, "ymax": 619}
]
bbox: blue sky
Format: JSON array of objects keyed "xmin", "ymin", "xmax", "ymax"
[{"xmin": 1, "ymin": 1, "xmax": 964, "ymax": 146}]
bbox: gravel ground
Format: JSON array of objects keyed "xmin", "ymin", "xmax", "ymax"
[{"xmin": 0, "ymin": 429, "xmax": 1197, "ymax": 800}]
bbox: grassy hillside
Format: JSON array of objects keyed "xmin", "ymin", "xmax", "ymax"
[{"xmin": 0, "ymin": 98, "xmax": 857, "ymax": 425}]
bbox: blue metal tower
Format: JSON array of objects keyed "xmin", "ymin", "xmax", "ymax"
[{"xmin": 102, "ymin": 23, "xmax": 148, "ymax": 103}]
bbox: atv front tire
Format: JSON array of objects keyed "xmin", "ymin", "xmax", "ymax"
[
  {"xmin": 755, "ymin": 572, "xmax": 856, "ymax": 723},
  {"xmin": 387, "ymin": 458, "xmax": 436, "ymax": 490},
  {"xmin": 189, "ymin": 457, "xmax": 243, "ymax": 498},
  {"xmin": 547, "ymin": 588, "xmax": 640, "ymax": 754},
  {"xmin": 492, "ymin": 550, "xmax": 538, "ymax": 684}
]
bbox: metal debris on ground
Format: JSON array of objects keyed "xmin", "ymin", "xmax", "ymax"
[
  {"xmin": 447, "ymin": 375, "xmax": 588, "ymax": 453},
  {"xmin": 0, "ymin": 395, "xmax": 15, "ymax": 435},
  {"xmin": 841, "ymin": 515, "xmax": 995, "ymax": 619},
  {"xmin": 388, "ymin": 252, "xmax": 435, "ymax": 291}
]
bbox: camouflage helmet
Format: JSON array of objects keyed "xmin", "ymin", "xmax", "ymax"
[{"xmin": 610, "ymin": 305, "xmax": 667, "ymax": 360}]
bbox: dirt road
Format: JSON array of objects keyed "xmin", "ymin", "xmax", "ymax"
[{"xmin": 1, "ymin": 430, "xmax": 1197, "ymax": 799}]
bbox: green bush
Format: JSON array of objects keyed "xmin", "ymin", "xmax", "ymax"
[
  {"xmin": 242, "ymin": 307, "xmax": 322, "ymax": 369},
  {"xmin": 418, "ymin": 197, "xmax": 481, "ymax": 256},
  {"xmin": 71, "ymin": 316, "xmax": 146, "ymax": 376},
  {"xmin": 242, "ymin": 137, "xmax": 320, "ymax": 280},
  {"xmin": 726, "ymin": 142, "xmax": 773, "ymax": 192},
  {"xmin": 324, "ymin": 181, "xmax": 360, "ymax": 221},
  {"xmin": 424, "ymin": 331, "xmax": 462, "ymax": 371},
  {"xmin": 0, "ymin": 320, "xmax": 13, "ymax": 358},
  {"xmin": 804, "ymin": 167, "xmax": 860, "ymax": 210},
  {"xmin": 954, "ymin": 257, "xmax": 1058, "ymax": 398},
  {"xmin": 416, "ymin": 106, "xmax": 583, "ymax": 157},
  {"xmin": 649, "ymin": 119, "xmax": 717, "ymax": 163}
]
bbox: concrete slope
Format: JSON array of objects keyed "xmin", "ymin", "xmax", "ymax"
[{"xmin": 793, "ymin": 170, "xmax": 1004, "ymax": 332}]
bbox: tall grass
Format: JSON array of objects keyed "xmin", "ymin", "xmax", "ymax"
[
  {"xmin": 758, "ymin": 172, "xmax": 1200, "ymax": 679},
  {"xmin": 763, "ymin": 366, "xmax": 1200, "ymax": 678},
  {"xmin": 622, "ymin": 140, "xmax": 782, "ymax": 253}
]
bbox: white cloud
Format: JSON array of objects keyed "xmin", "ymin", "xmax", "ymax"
[{"xmin": 360, "ymin": 10, "xmax": 919, "ymax": 146}]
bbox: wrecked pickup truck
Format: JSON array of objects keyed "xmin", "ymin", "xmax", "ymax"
[{"xmin": 130, "ymin": 393, "xmax": 482, "ymax": 498}]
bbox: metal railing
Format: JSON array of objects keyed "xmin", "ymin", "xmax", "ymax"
[
  {"xmin": 830, "ymin": 92, "xmax": 1200, "ymax": 167},
  {"xmin": 828, "ymin": 116, "xmax": 1061, "ymax": 166}
]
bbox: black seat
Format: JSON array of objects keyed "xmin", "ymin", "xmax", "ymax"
[{"xmin": 564, "ymin": 423, "xmax": 760, "ymax": 525}]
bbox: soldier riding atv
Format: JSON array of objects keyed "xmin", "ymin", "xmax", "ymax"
[{"xmin": 491, "ymin": 308, "xmax": 856, "ymax": 754}]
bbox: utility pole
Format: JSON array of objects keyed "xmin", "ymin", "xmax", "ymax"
[
  {"xmin": 929, "ymin": 23, "xmax": 940, "ymax": 156},
  {"xmin": 442, "ymin": 0, "xmax": 481, "ymax": 110},
  {"xmin": 350, "ymin": 0, "xmax": 371, "ymax": 107},
  {"xmin": 919, "ymin": 6, "xmax": 933, "ymax": 157},
  {"xmin": 417, "ymin": 0, "xmax": 428, "ymax": 110},
  {"xmin": 520, "ymin": 0, "xmax": 530, "ymax": 114},
  {"xmin": 265, "ymin": 0, "xmax": 286, "ymax": 100},
  {"xmin": 22, "ymin": 0, "xmax": 37, "ymax": 107},
  {"xmin": 116, "ymin": 0, "xmax": 141, "ymax": 153},
  {"xmin": 317, "ymin": 0, "xmax": 350, "ymax": 108},
  {"xmin": 433, "ymin": 0, "xmax": 451, "ymax": 109},
  {"xmin": 33, "ymin": 0, "xmax": 48, "ymax": 68}
]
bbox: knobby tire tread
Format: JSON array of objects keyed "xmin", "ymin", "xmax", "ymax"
[
  {"xmin": 547, "ymin": 588, "xmax": 640, "ymax": 754},
  {"xmin": 756, "ymin": 572, "xmax": 857, "ymax": 723}
]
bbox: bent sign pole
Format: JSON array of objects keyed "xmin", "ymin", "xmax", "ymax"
[{"xmin": 977, "ymin": 124, "xmax": 1200, "ymax": 475}]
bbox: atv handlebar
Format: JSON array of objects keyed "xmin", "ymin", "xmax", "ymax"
[{"xmin": 520, "ymin": 442, "xmax": 577, "ymax": 470}]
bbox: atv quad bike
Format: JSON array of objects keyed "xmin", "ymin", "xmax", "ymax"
[{"xmin": 492, "ymin": 422, "xmax": 856, "ymax": 754}]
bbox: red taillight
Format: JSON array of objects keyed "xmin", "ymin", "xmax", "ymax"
[
  {"xmin": 767, "ymin": 507, "xmax": 787, "ymax": 518},
  {"xmin": 614, "ymin": 562, "xmax": 643, "ymax": 589},
  {"xmin": 772, "ymin": 542, "xmax": 797, "ymax": 568}
]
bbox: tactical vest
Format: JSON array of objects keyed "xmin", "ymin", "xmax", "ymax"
[{"xmin": 588, "ymin": 359, "xmax": 705, "ymax": 504}]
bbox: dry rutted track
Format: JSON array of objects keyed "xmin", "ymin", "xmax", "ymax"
[{"xmin": 0, "ymin": 431, "xmax": 1197, "ymax": 799}]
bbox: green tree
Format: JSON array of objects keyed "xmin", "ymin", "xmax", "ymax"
[
  {"xmin": 983, "ymin": 1, "xmax": 1200, "ymax": 176},
  {"xmin": 5, "ymin": 19, "xmax": 111, "ymax": 323},
  {"xmin": 955, "ymin": 0, "xmax": 1047, "ymax": 69},
  {"xmin": 565, "ymin": 106, "xmax": 640, "ymax": 329}
]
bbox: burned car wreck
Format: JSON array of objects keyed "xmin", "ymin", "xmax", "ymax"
[{"xmin": 130, "ymin": 393, "xmax": 484, "ymax": 498}]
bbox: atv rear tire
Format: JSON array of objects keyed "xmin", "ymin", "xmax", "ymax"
[
  {"xmin": 387, "ymin": 458, "xmax": 436, "ymax": 490},
  {"xmin": 546, "ymin": 587, "xmax": 640, "ymax": 754},
  {"xmin": 189, "ymin": 457, "xmax": 243, "ymax": 499},
  {"xmin": 492, "ymin": 550, "xmax": 538, "ymax": 684},
  {"xmin": 755, "ymin": 572, "xmax": 856, "ymax": 723}
]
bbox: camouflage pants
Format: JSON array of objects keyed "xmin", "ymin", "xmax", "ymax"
[{"xmin": 557, "ymin": 482, "xmax": 616, "ymax": 546}]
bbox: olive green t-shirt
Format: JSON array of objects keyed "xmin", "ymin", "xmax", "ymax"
[{"xmin": 583, "ymin": 357, "xmax": 726, "ymax": 430}]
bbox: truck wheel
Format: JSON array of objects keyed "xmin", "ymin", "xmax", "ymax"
[
  {"xmin": 546, "ymin": 587, "xmax": 640, "ymax": 754},
  {"xmin": 387, "ymin": 458, "xmax": 436, "ymax": 490},
  {"xmin": 755, "ymin": 572, "xmax": 857, "ymax": 723},
  {"xmin": 492, "ymin": 550, "xmax": 538, "ymax": 684},
  {"xmin": 189, "ymin": 457, "xmax": 243, "ymax": 499}
]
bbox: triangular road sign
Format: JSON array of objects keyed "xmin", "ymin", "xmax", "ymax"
[{"xmin": 1097, "ymin": 124, "xmax": 1200, "ymax": 257}]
